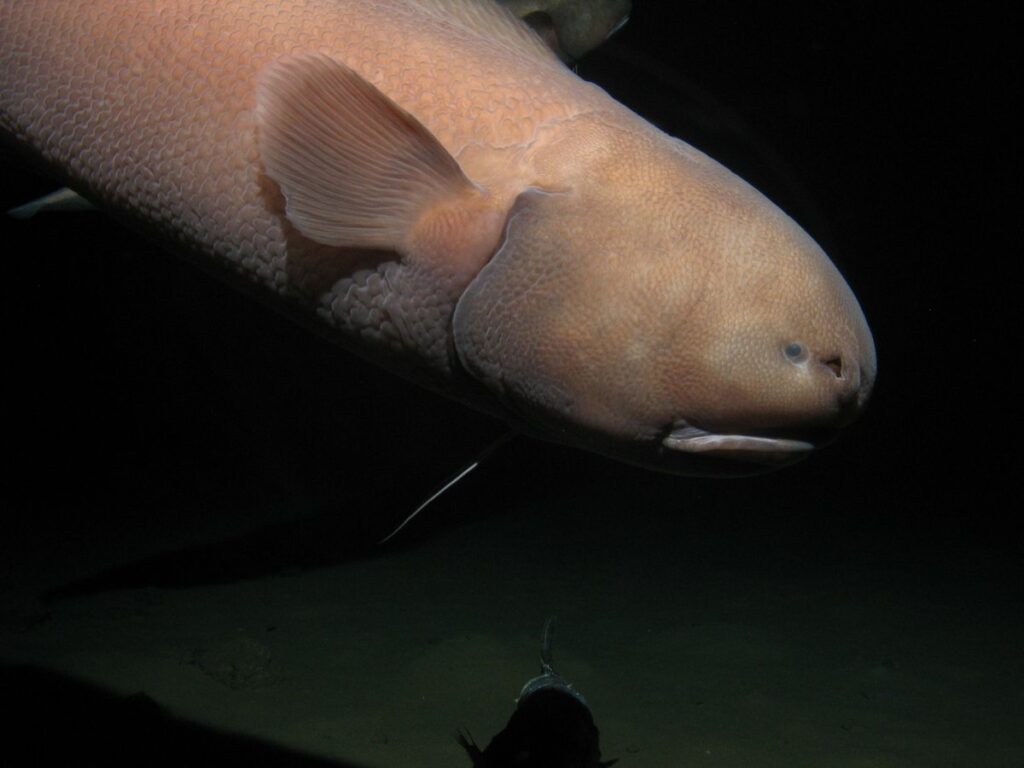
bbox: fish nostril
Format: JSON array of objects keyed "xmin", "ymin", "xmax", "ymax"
[{"xmin": 822, "ymin": 356, "xmax": 843, "ymax": 379}]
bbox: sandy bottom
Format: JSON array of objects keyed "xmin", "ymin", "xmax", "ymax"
[{"xmin": 1, "ymin": 460, "xmax": 1021, "ymax": 768}]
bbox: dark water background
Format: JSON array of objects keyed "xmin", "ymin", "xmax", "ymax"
[
  {"xmin": 0, "ymin": 3, "xmax": 1019, "ymax": 766},
  {"xmin": 2, "ymin": 2, "xmax": 1016, "ymax": 571}
]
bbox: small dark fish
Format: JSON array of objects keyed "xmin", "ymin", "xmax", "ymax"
[{"xmin": 458, "ymin": 618, "xmax": 617, "ymax": 768}]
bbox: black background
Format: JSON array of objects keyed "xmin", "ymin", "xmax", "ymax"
[
  {"xmin": 0, "ymin": 5, "xmax": 1019, "ymax": 764},
  {"xmin": 1, "ymin": 3, "xmax": 1019, "ymax": 588}
]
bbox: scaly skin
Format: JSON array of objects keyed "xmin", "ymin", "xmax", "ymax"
[
  {"xmin": 0, "ymin": 0, "xmax": 607, "ymax": 391},
  {"xmin": 1, "ymin": 0, "xmax": 875, "ymax": 474}
]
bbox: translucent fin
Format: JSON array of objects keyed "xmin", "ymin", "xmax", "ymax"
[
  {"xmin": 500, "ymin": 0, "xmax": 632, "ymax": 61},
  {"xmin": 414, "ymin": 0, "xmax": 558, "ymax": 63},
  {"xmin": 7, "ymin": 187, "xmax": 97, "ymax": 219},
  {"xmin": 378, "ymin": 430, "xmax": 516, "ymax": 545},
  {"xmin": 256, "ymin": 53, "xmax": 477, "ymax": 253},
  {"xmin": 455, "ymin": 729, "xmax": 486, "ymax": 765},
  {"xmin": 540, "ymin": 615, "xmax": 557, "ymax": 674}
]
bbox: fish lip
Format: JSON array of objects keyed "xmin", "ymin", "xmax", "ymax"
[{"xmin": 662, "ymin": 420, "xmax": 819, "ymax": 459}]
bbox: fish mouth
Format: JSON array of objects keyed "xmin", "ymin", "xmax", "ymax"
[{"xmin": 662, "ymin": 420, "xmax": 836, "ymax": 462}]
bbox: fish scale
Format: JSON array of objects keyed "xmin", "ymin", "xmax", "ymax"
[
  {"xmin": 1, "ymin": 0, "xmax": 606, "ymax": 385},
  {"xmin": 1, "ymin": 0, "xmax": 875, "ymax": 475}
]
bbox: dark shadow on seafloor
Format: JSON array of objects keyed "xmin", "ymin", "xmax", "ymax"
[
  {"xmin": 0, "ymin": 664, "xmax": 371, "ymax": 768},
  {"xmin": 38, "ymin": 432, "xmax": 508, "ymax": 601}
]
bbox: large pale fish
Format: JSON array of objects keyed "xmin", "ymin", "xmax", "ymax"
[{"xmin": 0, "ymin": 0, "xmax": 875, "ymax": 475}]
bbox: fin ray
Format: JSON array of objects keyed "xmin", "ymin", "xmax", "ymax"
[{"xmin": 256, "ymin": 53, "xmax": 476, "ymax": 253}]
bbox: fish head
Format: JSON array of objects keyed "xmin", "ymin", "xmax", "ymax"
[{"xmin": 453, "ymin": 115, "xmax": 876, "ymax": 474}]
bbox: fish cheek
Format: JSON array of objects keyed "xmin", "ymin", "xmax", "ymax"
[
  {"xmin": 452, "ymin": 188, "xmax": 591, "ymax": 426},
  {"xmin": 454, "ymin": 185, "xmax": 704, "ymax": 441}
]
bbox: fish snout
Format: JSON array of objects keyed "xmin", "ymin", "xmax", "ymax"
[{"xmin": 820, "ymin": 351, "xmax": 871, "ymax": 426}]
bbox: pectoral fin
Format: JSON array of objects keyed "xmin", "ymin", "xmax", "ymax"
[
  {"xmin": 256, "ymin": 53, "xmax": 503, "ymax": 272},
  {"xmin": 7, "ymin": 187, "xmax": 96, "ymax": 219}
]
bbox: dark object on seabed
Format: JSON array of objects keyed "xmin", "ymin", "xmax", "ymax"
[{"xmin": 457, "ymin": 618, "xmax": 618, "ymax": 768}]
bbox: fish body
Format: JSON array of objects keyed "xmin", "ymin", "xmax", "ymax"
[
  {"xmin": 458, "ymin": 689, "xmax": 613, "ymax": 767},
  {"xmin": 0, "ymin": 0, "xmax": 586, "ymax": 385},
  {"xmin": 458, "ymin": 618, "xmax": 615, "ymax": 767},
  {"xmin": 0, "ymin": 0, "xmax": 875, "ymax": 475}
]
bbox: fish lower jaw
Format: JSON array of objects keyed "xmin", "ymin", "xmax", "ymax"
[{"xmin": 662, "ymin": 420, "xmax": 815, "ymax": 460}]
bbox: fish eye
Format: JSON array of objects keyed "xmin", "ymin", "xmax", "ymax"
[{"xmin": 783, "ymin": 341, "xmax": 808, "ymax": 363}]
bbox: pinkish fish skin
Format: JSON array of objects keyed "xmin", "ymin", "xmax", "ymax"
[{"xmin": 0, "ymin": 0, "xmax": 875, "ymax": 475}]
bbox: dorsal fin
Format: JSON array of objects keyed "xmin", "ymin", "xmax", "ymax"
[{"xmin": 410, "ymin": 0, "xmax": 561, "ymax": 63}]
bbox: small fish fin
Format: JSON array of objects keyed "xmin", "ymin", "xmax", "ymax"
[
  {"xmin": 257, "ymin": 53, "xmax": 502, "ymax": 270},
  {"xmin": 502, "ymin": 0, "xmax": 632, "ymax": 61},
  {"xmin": 455, "ymin": 728, "xmax": 486, "ymax": 764},
  {"xmin": 540, "ymin": 616, "xmax": 557, "ymax": 673},
  {"xmin": 413, "ymin": 0, "xmax": 559, "ymax": 64},
  {"xmin": 378, "ymin": 430, "xmax": 516, "ymax": 545},
  {"xmin": 7, "ymin": 187, "xmax": 97, "ymax": 219}
]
